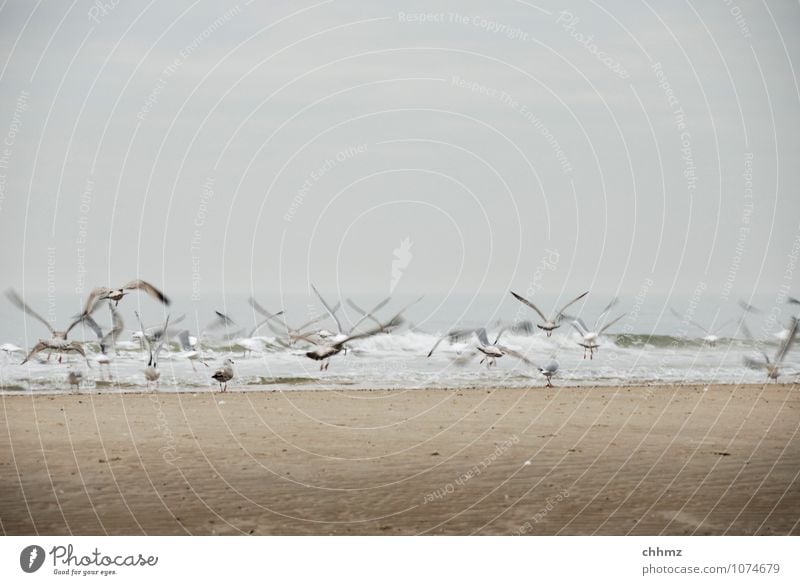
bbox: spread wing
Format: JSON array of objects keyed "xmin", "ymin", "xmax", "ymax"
[
  {"xmin": 555, "ymin": 291, "xmax": 589, "ymax": 322},
  {"xmin": 598, "ymin": 313, "xmax": 626, "ymax": 335},
  {"xmin": 338, "ymin": 315, "xmax": 403, "ymax": 348},
  {"xmin": 133, "ymin": 310, "xmax": 152, "ymax": 357},
  {"xmin": 497, "ymin": 345, "xmax": 535, "ymax": 367},
  {"xmin": 474, "ymin": 328, "xmax": 490, "ymax": 346},
  {"xmin": 311, "ymin": 284, "xmax": 343, "ymax": 334},
  {"xmin": 427, "ymin": 328, "xmax": 475, "ymax": 357},
  {"xmin": 20, "ymin": 341, "xmax": 49, "ymax": 364},
  {"xmin": 81, "ymin": 287, "xmax": 111, "ymax": 316},
  {"xmin": 6, "ymin": 289, "xmax": 55, "ymax": 335},
  {"xmin": 123, "ymin": 280, "xmax": 170, "ymax": 305},
  {"xmin": 510, "ymin": 291, "xmax": 548, "ymax": 322},
  {"xmin": 568, "ymin": 317, "xmax": 589, "ymax": 336},
  {"xmin": 775, "ymin": 317, "xmax": 798, "ymax": 365},
  {"xmin": 346, "ymin": 297, "xmax": 391, "ymax": 331}
]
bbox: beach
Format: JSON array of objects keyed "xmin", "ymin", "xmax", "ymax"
[{"xmin": 1, "ymin": 383, "xmax": 798, "ymax": 535}]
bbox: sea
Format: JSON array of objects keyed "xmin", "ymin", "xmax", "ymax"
[{"xmin": 0, "ymin": 291, "xmax": 796, "ymax": 394}]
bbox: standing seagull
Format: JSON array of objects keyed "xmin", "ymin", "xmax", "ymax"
[
  {"xmin": 535, "ymin": 360, "xmax": 559, "ymax": 388},
  {"xmin": 510, "ymin": 290, "xmax": 589, "ymax": 336},
  {"xmin": 212, "ymin": 358, "xmax": 235, "ymax": 392},
  {"xmin": 81, "ymin": 279, "xmax": 169, "ymax": 316},
  {"xmin": 743, "ymin": 316, "xmax": 798, "ymax": 382},
  {"xmin": 134, "ymin": 311, "xmax": 170, "ymax": 390},
  {"xmin": 6, "ymin": 289, "xmax": 95, "ymax": 364}
]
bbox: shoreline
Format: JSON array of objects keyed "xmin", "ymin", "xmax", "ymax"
[{"xmin": 1, "ymin": 383, "xmax": 798, "ymax": 535}]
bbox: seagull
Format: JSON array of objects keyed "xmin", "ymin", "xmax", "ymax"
[
  {"xmin": 743, "ymin": 316, "xmax": 798, "ymax": 382},
  {"xmin": 535, "ymin": 360, "xmax": 559, "ymax": 388},
  {"xmin": 233, "ymin": 301, "xmax": 285, "ymax": 356},
  {"xmin": 67, "ymin": 370, "xmax": 83, "ymax": 392},
  {"xmin": 427, "ymin": 327, "xmax": 533, "ymax": 368},
  {"xmin": 81, "ymin": 279, "xmax": 169, "ymax": 316},
  {"xmin": 211, "ymin": 358, "xmax": 235, "ymax": 392},
  {"xmin": 297, "ymin": 314, "xmax": 403, "ymax": 371},
  {"xmin": 567, "ymin": 298, "xmax": 626, "ymax": 358},
  {"xmin": 176, "ymin": 330, "xmax": 208, "ymax": 371},
  {"xmin": 134, "ymin": 311, "xmax": 170, "ymax": 390},
  {"xmin": 669, "ymin": 308, "xmax": 733, "ymax": 348},
  {"xmin": 510, "ymin": 290, "xmax": 589, "ymax": 336},
  {"xmin": 6, "ymin": 289, "xmax": 96, "ymax": 364}
]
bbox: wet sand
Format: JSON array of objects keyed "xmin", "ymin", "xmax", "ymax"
[{"xmin": 1, "ymin": 383, "xmax": 798, "ymax": 535}]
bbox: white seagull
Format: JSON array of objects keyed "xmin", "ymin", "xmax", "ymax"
[
  {"xmin": 670, "ymin": 308, "xmax": 733, "ymax": 348},
  {"xmin": 298, "ymin": 314, "xmax": 403, "ymax": 371},
  {"xmin": 134, "ymin": 311, "xmax": 170, "ymax": 390},
  {"xmin": 568, "ymin": 298, "xmax": 626, "ymax": 359},
  {"xmin": 510, "ymin": 290, "xmax": 589, "ymax": 336},
  {"xmin": 6, "ymin": 289, "xmax": 95, "ymax": 365},
  {"xmin": 427, "ymin": 327, "xmax": 532, "ymax": 368},
  {"xmin": 81, "ymin": 279, "xmax": 169, "ymax": 316},
  {"xmin": 743, "ymin": 317, "xmax": 798, "ymax": 382}
]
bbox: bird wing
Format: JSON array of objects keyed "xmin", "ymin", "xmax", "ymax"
[
  {"xmin": 568, "ymin": 317, "xmax": 589, "ymax": 335},
  {"xmin": 598, "ymin": 313, "xmax": 626, "ymax": 335},
  {"xmin": 775, "ymin": 317, "xmax": 798, "ymax": 365},
  {"xmin": 509, "ymin": 291, "xmax": 548, "ymax": 322},
  {"xmin": 177, "ymin": 329, "xmax": 193, "ymax": 352},
  {"xmin": 346, "ymin": 297, "xmax": 390, "ymax": 331},
  {"xmin": 153, "ymin": 314, "xmax": 172, "ymax": 361},
  {"xmin": 6, "ymin": 289, "xmax": 55, "ymax": 335},
  {"xmin": 669, "ymin": 307, "xmax": 708, "ymax": 335},
  {"xmin": 493, "ymin": 326, "xmax": 509, "ymax": 345},
  {"xmin": 20, "ymin": 341, "xmax": 49, "ymax": 364},
  {"xmin": 474, "ymin": 327, "xmax": 490, "ymax": 346},
  {"xmin": 738, "ymin": 300, "xmax": 761, "ymax": 314},
  {"xmin": 338, "ymin": 315, "xmax": 404, "ymax": 348},
  {"xmin": 81, "ymin": 287, "xmax": 110, "ymax": 316},
  {"xmin": 555, "ymin": 291, "xmax": 590, "ymax": 322},
  {"xmin": 427, "ymin": 328, "xmax": 475, "ymax": 357},
  {"xmin": 295, "ymin": 306, "xmax": 339, "ymax": 333},
  {"xmin": 249, "ymin": 310, "xmax": 285, "ymax": 337},
  {"xmin": 497, "ymin": 345, "xmax": 535, "ymax": 367},
  {"xmin": 123, "ymin": 280, "xmax": 170, "ymax": 305},
  {"xmin": 100, "ymin": 303, "xmax": 124, "ymax": 347},
  {"xmin": 743, "ymin": 355, "xmax": 767, "ymax": 370},
  {"xmin": 311, "ymin": 284, "xmax": 343, "ymax": 334},
  {"xmin": 788, "ymin": 296, "xmax": 800, "ymax": 306},
  {"xmin": 133, "ymin": 311, "xmax": 153, "ymax": 358}
]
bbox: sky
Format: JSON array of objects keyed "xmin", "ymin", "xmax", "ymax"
[{"xmin": 0, "ymin": 0, "xmax": 798, "ymax": 317}]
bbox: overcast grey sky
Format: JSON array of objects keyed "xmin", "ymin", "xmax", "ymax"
[{"xmin": 1, "ymin": 0, "xmax": 798, "ymax": 306}]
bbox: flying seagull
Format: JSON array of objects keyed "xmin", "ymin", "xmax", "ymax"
[
  {"xmin": 81, "ymin": 279, "xmax": 169, "ymax": 316},
  {"xmin": 510, "ymin": 290, "xmax": 589, "ymax": 336}
]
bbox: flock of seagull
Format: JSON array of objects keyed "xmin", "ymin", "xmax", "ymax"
[{"xmin": 2, "ymin": 279, "xmax": 799, "ymax": 392}]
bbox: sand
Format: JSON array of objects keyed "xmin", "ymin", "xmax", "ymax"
[{"xmin": 1, "ymin": 383, "xmax": 798, "ymax": 535}]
